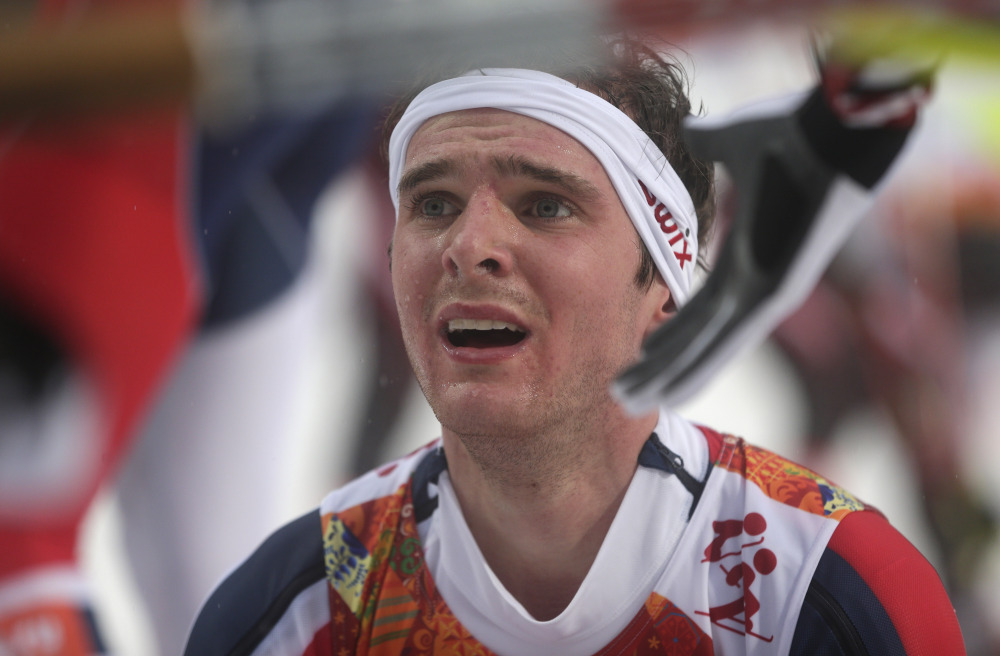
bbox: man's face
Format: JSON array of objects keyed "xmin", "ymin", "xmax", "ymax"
[{"xmin": 391, "ymin": 108, "xmax": 670, "ymax": 439}]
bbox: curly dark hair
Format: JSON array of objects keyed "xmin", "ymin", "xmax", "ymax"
[{"xmin": 380, "ymin": 35, "xmax": 716, "ymax": 289}]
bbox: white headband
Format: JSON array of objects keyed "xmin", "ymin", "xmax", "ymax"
[{"xmin": 387, "ymin": 68, "xmax": 700, "ymax": 306}]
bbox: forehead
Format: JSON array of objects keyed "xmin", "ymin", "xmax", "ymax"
[{"xmin": 404, "ymin": 108, "xmax": 607, "ymax": 179}]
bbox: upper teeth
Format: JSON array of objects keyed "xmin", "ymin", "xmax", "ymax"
[{"xmin": 448, "ymin": 319, "xmax": 523, "ymax": 332}]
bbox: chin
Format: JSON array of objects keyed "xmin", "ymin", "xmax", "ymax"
[{"xmin": 429, "ymin": 385, "xmax": 537, "ymax": 437}]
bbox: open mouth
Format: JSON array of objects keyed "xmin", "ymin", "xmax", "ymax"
[{"xmin": 446, "ymin": 318, "xmax": 527, "ymax": 349}]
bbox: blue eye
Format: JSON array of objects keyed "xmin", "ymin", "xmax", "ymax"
[
  {"xmin": 421, "ymin": 197, "xmax": 455, "ymax": 216},
  {"xmin": 533, "ymin": 198, "xmax": 571, "ymax": 218}
]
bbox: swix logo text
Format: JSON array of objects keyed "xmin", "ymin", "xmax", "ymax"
[
  {"xmin": 638, "ymin": 180, "xmax": 692, "ymax": 269},
  {"xmin": 695, "ymin": 512, "xmax": 776, "ymax": 642}
]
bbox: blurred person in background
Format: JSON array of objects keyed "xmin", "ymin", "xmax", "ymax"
[
  {"xmin": 769, "ymin": 157, "xmax": 1000, "ymax": 653},
  {"xmin": 0, "ymin": 1, "xmax": 377, "ymax": 654}
]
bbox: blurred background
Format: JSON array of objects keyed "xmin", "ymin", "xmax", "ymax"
[{"xmin": 1, "ymin": 1, "xmax": 998, "ymax": 654}]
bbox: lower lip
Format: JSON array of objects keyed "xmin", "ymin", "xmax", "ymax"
[{"xmin": 439, "ymin": 334, "xmax": 529, "ymax": 364}]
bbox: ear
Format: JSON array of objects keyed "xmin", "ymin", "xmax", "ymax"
[{"xmin": 642, "ymin": 273, "xmax": 675, "ymax": 342}]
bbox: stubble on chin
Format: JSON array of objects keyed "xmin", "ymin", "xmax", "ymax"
[
  {"xmin": 430, "ymin": 372, "xmax": 622, "ymax": 490},
  {"xmin": 413, "ymin": 280, "xmax": 653, "ymax": 486}
]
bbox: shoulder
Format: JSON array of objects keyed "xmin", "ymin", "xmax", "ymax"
[
  {"xmin": 791, "ymin": 510, "xmax": 965, "ymax": 655},
  {"xmin": 683, "ymin": 424, "xmax": 964, "ymax": 653},
  {"xmin": 184, "ymin": 509, "xmax": 328, "ymax": 656},
  {"xmin": 704, "ymin": 426, "xmax": 868, "ymax": 519},
  {"xmin": 320, "ymin": 439, "xmax": 442, "ymax": 514},
  {"xmin": 184, "ymin": 444, "xmax": 443, "ymax": 655}
]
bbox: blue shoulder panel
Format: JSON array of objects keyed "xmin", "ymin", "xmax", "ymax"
[
  {"xmin": 183, "ymin": 508, "xmax": 326, "ymax": 656},
  {"xmin": 790, "ymin": 548, "xmax": 906, "ymax": 656}
]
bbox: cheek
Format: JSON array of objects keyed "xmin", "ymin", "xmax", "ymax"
[
  {"xmin": 391, "ymin": 240, "xmax": 434, "ymax": 325},
  {"xmin": 566, "ymin": 267, "xmax": 647, "ymax": 348}
]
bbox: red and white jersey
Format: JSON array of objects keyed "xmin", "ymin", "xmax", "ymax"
[{"xmin": 186, "ymin": 409, "xmax": 964, "ymax": 655}]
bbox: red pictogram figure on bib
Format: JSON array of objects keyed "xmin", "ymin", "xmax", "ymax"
[{"xmin": 696, "ymin": 512, "xmax": 776, "ymax": 641}]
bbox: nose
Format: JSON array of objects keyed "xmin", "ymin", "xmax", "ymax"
[{"xmin": 441, "ymin": 193, "xmax": 516, "ymax": 278}]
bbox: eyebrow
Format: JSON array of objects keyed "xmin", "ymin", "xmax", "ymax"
[
  {"xmin": 397, "ymin": 154, "xmax": 604, "ymax": 204},
  {"xmin": 397, "ymin": 159, "xmax": 457, "ymax": 196}
]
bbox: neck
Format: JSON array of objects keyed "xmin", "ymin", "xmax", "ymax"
[{"xmin": 441, "ymin": 410, "xmax": 658, "ymax": 620}]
